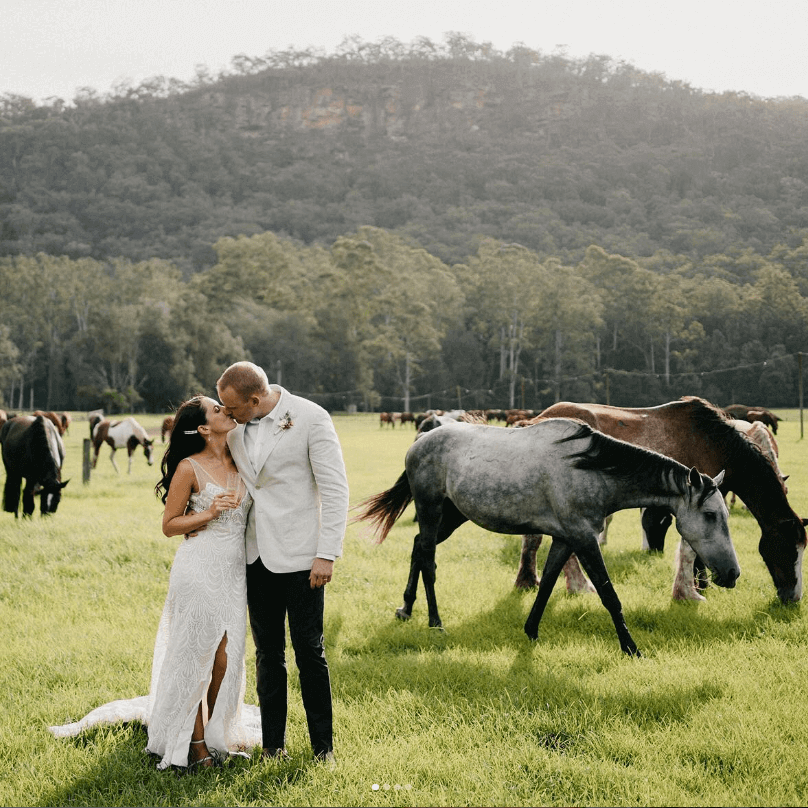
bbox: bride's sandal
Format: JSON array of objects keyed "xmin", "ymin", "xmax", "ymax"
[{"xmin": 188, "ymin": 738, "xmax": 214, "ymax": 771}]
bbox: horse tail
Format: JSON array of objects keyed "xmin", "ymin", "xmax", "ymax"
[{"xmin": 352, "ymin": 470, "xmax": 413, "ymax": 543}]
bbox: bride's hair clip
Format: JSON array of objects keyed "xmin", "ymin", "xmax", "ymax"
[{"xmin": 183, "ymin": 429, "xmax": 198, "ymax": 435}]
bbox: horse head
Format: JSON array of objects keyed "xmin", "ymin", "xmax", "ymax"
[
  {"xmin": 35, "ymin": 478, "xmax": 69, "ymax": 515},
  {"xmin": 758, "ymin": 517, "xmax": 807, "ymax": 602},
  {"xmin": 674, "ymin": 467, "xmax": 741, "ymax": 589},
  {"xmin": 143, "ymin": 438, "xmax": 155, "ymax": 466}
]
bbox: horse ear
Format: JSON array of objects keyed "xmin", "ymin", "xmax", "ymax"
[
  {"xmin": 687, "ymin": 467, "xmax": 701, "ymax": 488},
  {"xmin": 59, "ymin": 479, "xmax": 69, "ymax": 489},
  {"xmin": 712, "ymin": 469, "xmax": 725, "ymax": 487}
]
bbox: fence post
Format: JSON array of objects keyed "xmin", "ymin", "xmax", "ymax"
[
  {"xmin": 82, "ymin": 439, "xmax": 91, "ymax": 484},
  {"xmin": 799, "ymin": 352, "xmax": 804, "ymax": 440}
]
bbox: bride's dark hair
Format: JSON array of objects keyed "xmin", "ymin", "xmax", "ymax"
[{"xmin": 155, "ymin": 396, "xmax": 207, "ymax": 504}]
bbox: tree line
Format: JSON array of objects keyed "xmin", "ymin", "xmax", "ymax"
[
  {"xmin": 2, "ymin": 35, "xmax": 808, "ymax": 273},
  {"xmin": 1, "ymin": 227, "xmax": 805, "ymax": 414}
]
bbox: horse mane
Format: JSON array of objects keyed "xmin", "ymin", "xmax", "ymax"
[
  {"xmin": 679, "ymin": 396, "xmax": 781, "ymax": 487},
  {"xmin": 557, "ymin": 421, "xmax": 694, "ymax": 500}
]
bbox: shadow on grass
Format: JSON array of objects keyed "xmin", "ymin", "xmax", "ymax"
[
  {"xmin": 336, "ymin": 563, "xmax": 803, "ymax": 687},
  {"xmin": 40, "ymin": 722, "xmax": 314, "ymax": 808}
]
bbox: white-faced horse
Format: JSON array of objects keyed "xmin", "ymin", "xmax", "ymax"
[
  {"xmin": 1, "ymin": 415, "xmax": 69, "ymax": 517},
  {"xmin": 355, "ymin": 418, "xmax": 740, "ymax": 656},
  {"xmin": 518, "ymin": 398, "xmax": 805, "ymax": 604},
  {"xmin": 92, "ymin": 417, "xmax": 155, "ymax": 474}
]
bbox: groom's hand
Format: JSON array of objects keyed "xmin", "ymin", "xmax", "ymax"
[{"xmin": 310, "ymin": 558, "xmax": 334, "ymax": 588}]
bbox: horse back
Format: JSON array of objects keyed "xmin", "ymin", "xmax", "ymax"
[
  {"xmin": 1, "ymin": 416, "xmax": 60, "ymax": 479},
  {"xmin": 536, "ymin": 399, "xmax": 722, "ymax": 475}
]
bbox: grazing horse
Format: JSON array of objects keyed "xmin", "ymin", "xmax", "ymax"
[
  {"xmin": 1, "ymin": 415, "xmax": 69, "ymax": 517},
  {"xmin": 517, "ymin": 397, "xmax": 805, "ymax": 603},
  {"xmin": 724, "ymin": 404, "xmax": 781, "ymax": 434},
  {"xmin": 92, "ymin": 417, "xmax": 155, "ymax": 474},
  {"xmin": 33, "ymin": 410, "xmax": 67, "ymax": 436},
  {"xmin": 355, "ymin": 418, "xmax": 739, "ymax": 655},
  {"xmin": 161, "ymin": 416, "xmax": 175, "ymax": 443}
]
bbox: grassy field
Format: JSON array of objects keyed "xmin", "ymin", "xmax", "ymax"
[{"xmin": 2, "ymin": 409, "xmax": 808, "ymax": 807}]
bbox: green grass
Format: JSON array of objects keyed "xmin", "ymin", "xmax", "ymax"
[{"xmin": 2, "ymin": 410, "xmax": 808, "ymax": 806}]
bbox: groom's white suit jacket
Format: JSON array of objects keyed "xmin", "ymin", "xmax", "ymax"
[{"xmin": 226, "ymin": 385, "xmax": 349, "ymax": 573}]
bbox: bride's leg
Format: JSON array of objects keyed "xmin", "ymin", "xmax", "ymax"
[
  {"xmin": 188, "ymin": 634, "xmax": 228, "ymax": 768},
  {"xmin": 207, "ymin": 633, "xmax": 228, "ymax": 715},
  {"xmin": 189, "ymin": 710, "xmax": 212, "ymax": 767}
]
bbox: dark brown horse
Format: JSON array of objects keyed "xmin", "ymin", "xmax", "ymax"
[
  {"xmin": 724, "ymin": 404, "xmax": 781, "ymax": 434},
  {"xmin": 1, "ymin": 415, "xmax": 69, "ymax": 517},
  {"xmin": 517, "ymin": 397, "xmax": 805, "ymax": 603}
]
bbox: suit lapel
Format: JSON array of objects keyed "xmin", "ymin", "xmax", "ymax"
[
  {"xmin": 253, "ymin": 426, "xmax": 287, "ymax": 474},
  {"xmin": 228, "ymin": 425, "xmax": 256, "ymax": 483},
  {"xmin": 252, "ymin": 388, "xmax": 293, "ymax": 474}
]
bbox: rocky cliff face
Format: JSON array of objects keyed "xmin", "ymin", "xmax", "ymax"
[{"xmin": 185, "ymin": 70, "xmax": 569, "ymax": 142}]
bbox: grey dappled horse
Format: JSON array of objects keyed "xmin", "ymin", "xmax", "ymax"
[{"xmin": 356, "ymin": 418, "xmax": 740, "ymax": 656}]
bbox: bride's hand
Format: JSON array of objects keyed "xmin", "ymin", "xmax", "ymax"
[{"xmin": 209, "ymin": 492, "xmax": 239, "ymax": 518}]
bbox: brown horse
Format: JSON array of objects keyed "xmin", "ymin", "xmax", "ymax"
[
  {"xmin": 516, "ymin": 397, "xmax": 805, "ymax": 603},
  {"xmin": 33, "ymin": 410, "xmax": 66, "ymax": 436},
  {"xmin": 724, "ymin": 404, "xmax": 781, "ymax": 434},
  {"xmin": 161, "ymin": 416, "xmax": 175, "ymax": 442}
]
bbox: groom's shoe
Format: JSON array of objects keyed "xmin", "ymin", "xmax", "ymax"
[
  {"xmin": 314, "ymin": 750, "xmax": 337, "ymax": 769},
  {"xmin": 261, "ymin": 747, "xmax": 289, "ymax": 761}
]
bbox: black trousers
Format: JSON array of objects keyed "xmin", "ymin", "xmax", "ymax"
[{"xmin": 246, "ymin": 559, "xmax": 333, "ymax": 755}]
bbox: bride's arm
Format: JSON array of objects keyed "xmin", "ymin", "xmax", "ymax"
[{"xmin": 162, "ymin": 459, "xmax": 235, "ymax": 537}]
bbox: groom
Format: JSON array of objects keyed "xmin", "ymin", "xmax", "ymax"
[{"xmin": 217, "ymin": 361, "xmax": 349, "ymax": 763}]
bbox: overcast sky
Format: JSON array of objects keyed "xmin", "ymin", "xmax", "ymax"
[{"xmin": 2, "ymin": 0, "xmax": 807, "ymax": 104}]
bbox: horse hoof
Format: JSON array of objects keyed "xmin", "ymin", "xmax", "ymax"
[
  {"xmin": 672, "ymin": 587, "xmax": 707, "ymax": 602},
  {"xmin": 394, "ymin": 608, "xmax": 412, "ymax": 621},
  {"xmin": 513, "ymin": 576, "xmax": 538, "ymax": 590}
]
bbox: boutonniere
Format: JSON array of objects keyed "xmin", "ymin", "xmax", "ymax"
[{"xmin": 278, "ymin": 411, "xmax": 294, "ymax": 430}]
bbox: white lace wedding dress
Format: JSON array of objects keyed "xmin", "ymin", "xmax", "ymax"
[{"xmin": 49, "ymin": 461, "xmax": 262, "ymax": 768}]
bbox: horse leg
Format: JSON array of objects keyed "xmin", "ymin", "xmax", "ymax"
[
  {"xmin": 109, "ymin": 447, "xmax": 119, "ymax": 474},
  {"xmin": 524, "ymin": 538, "xmax": 573, "ymax": 640},
  {"xmin": 515, "ymin": 534, "xmax": 542, "ymax": 589},
  {"xmin": 671, "ymin": 540, "xmax": 706, "ymax": 601},
  {"xmin": 21, "ymin": 481, "xmax": 36, "ymax": 518},
  {"xmin": 127, "ymin": 449, "xmax": 133, "ymax": 474},
  {"xmin": 415, "ymin": 499, "xmax": 466, "ymax": 630},
  {"xmin": 3, "ymin": 473, "xmax": 22, "ymax": 517},
  {"xmin": 563, "ymin": 554, "xmax": 597, "ymax": 594},
  {"xmin": 396, "ymin": 535, "xmax": 422, "ymax": 621},
  {"xmin": 574, "ymin": 542, "xmax": 640, "ymax": 656},
  {"xmin": 641, "ymin": 506, "xmax": 672, "ymax": 552}
]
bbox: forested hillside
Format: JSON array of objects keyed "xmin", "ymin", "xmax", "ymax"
[{"xmin": 1, "ymin": 35, "xmax": 808, "ymax": 412}]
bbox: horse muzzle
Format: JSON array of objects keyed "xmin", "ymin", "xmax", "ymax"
[{"xmin": 711, "ymin": 563, "xmax": 740, "ymax": 589}]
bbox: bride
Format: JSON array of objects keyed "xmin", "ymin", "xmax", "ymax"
[{"xmin": 49, "ymin": 396, "xmax": 261, "ymax": 770}]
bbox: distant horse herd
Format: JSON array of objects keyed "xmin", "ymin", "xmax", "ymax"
[{"xmin": 0, "ymin": 397, "xmax": 804, "ymax": 655}]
